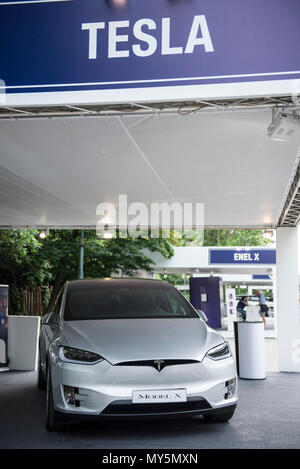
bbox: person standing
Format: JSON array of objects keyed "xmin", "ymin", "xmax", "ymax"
[
  {"xmin": 255, "ymin": 290, "xmax": 267, "ymax": 328},
  {"xmin": 237, "ymin": 296, "xmax": 248, "ymax": 321}
]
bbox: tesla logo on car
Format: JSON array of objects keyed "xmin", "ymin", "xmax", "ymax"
[{"xmin": 153, "ymin": 360, "xmax": 165, "ymax": 372}]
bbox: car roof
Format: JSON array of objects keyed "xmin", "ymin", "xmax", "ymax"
[{"xmin": 66, "ymin": 278, "xmax": 173, "ymax": 292}]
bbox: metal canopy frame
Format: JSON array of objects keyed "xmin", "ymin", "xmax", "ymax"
[
  {"xmin": 1, "ymin": 94, "xmax": 300, "ymax": 229},
  {"xmin": 278, "ymin": 158, "xmax": 300, "ymax": 227},
  {"xmin": 0, "ymin": 96, "xmax": 299, "ymax": 120}
]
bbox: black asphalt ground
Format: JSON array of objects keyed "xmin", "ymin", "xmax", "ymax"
[{"xmin": 0, "ymin": 371, "xmax": 299, "ymax": 449}]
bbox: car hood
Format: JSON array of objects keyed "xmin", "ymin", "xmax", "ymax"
[{"xmin": 60, "ymin": 318, "xmax": 224, "ymax": 364}]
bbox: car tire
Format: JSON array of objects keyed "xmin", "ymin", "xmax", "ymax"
[
  {"xmin": 203, "ymin": 409, "xmax": 235, "ymax": 423},
  {"xmin": 46, "ymin": 365, "xmax": 65, "ymax": 432},
  {"xmin": 37, "ymin": 354, "xmax": 46, "ymax": 390}
]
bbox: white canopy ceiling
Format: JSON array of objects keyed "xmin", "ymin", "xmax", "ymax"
[{"xmin": 0, "ymin": 109, "xmax": 299, "ymax": 228}]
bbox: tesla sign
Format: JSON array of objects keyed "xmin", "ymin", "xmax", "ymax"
[{"xmin": 0, "ymin": 0, "xmax": 300, "ymax": 105}]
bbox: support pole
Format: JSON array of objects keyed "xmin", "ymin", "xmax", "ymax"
[
  {"xmin": 276, "ymin": 227, "xmax": 300, "ymax": 371},
  {"xmin": 78, "ymin": 229, "xmax": 84, "ymax": 280}
]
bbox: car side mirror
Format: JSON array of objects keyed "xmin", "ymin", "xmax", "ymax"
[
  {"xmin": 42, "ymin": 313, "xmax": 51, "ymax": 325},
  {"xmin": 42, "ymin": 312, "xmax": 58, "ymax": 326},
  {"xmin": 196, "ymin": 309, "xmax": 208, "ymax": 322}
]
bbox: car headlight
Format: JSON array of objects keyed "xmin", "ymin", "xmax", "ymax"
[
  {"xmin": 206, "ymin": 342, "xmax": 232, "ymax": 361},
  {"xmin": 59, "ymin": 346, "xmax": 104, "ymax": 364}
]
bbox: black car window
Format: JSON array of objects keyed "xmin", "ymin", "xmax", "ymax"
[{"xmin": 64, "ymin": 284, "xmax": 198, "ymax": 321}]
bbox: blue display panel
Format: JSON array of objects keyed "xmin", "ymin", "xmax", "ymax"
[
  {"xmin": 189, "ymin": 277, "xmax": 222, "ymax": 329},
  {"xmin": 210, "ymin": 249, "xmax": 276, "ymax": 265},
  {"xmin": 0, "ymin": 0, "xmax": 300, "ymax": 104}
]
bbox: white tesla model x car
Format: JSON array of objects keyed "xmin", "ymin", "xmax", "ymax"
[{"xmin": 38, "ymin": 278, "xmax": 237, "ymax": 431}]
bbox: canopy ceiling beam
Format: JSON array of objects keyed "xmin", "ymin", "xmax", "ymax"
[
  {"xmin": 0, "ymin": 96, "xmax": 299, "ymax": 120},
  {"xmin": 278, "ymin": 159, "xmax": 300, "ymax": 227}
]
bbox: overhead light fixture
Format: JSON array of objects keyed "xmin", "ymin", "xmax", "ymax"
[
  {"xmin": 267, "ymin": 112, "xmax": 300, "ymax": 142},
  {"xmin": 106, "ymin": 0, "xmax": 127, "ymax": 7},
  {"xmin": 39, "ymin": 229, "xmax": 49, "ymax": 239}
]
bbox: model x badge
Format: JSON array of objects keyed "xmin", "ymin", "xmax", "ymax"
[{"xmin": 154, "ymin": 360, "xmax": 165, "ymax": 372}]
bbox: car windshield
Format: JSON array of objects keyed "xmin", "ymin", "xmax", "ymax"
[{"xmin": 64, "ymin": 283, "xmax": 198, "ymax": 320}]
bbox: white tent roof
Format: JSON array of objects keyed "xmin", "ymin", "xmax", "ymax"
[{"xmin": 0, "ymin": 109, "xmax": 299, "ymax": 228}]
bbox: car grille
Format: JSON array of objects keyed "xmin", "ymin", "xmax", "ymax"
[
  {"xmin": 115, "ymin": 359, "xmax": 199, "ymax": 368},
  {"xmin": 102, "ymin": 398, "xmax": 211, "ymax": 416}
]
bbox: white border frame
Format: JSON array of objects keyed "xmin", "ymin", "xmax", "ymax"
[{"xmin": 4, "ymin": 79, "xmax": 300, "ymax": 107}]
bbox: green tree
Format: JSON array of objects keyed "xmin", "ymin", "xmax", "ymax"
[
  {"xmin": 0, "ymin": 229, "xmax": 50, "ymax": 313},
  {"xmin": 178, "ymin": 229, "xmax": 271, "ymax": 247},
  {"xmin": 203, "ymin": 229, "xmax": 270, "ymax": 247},
  {"xmin": 38, "ymin": 230, "xmax": 174, "ymax": 314},
  {"xmin": 0, "ymin": 229, "xmax": 174, "ymax": 315},
  {"xmin": 0, "ymin": 227, "xmax": 271, "ymax": 315},
  {"xmin": 155, "ymin": 273, "xmax": 185, "ymax": 286}
]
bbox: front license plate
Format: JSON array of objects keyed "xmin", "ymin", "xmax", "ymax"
[{"xmin": 132, "ymin": 389, "xmax": 187, "ymax": 404}]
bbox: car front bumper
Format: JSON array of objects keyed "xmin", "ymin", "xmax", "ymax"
[{"xmin": 49, "ymin": 354, "xmax": 238, "ymax": 419}]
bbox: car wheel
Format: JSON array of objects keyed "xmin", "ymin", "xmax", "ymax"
[
  {"xmin": 46, "ymin": 365, "xmax": 65, "ymax": 432},
  {"xmin": 37, "ymin": 353, "xmax": 46, "ymax": 390},
  {"xmin": 203, "ymin": 409, "xmax": 235, "ymax": 423}
]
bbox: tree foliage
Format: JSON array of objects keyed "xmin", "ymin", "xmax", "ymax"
[
  {"xmin": 0, "ymin": 229, "xmax": 174, "ymax": 314},
  {"xmin": 179, "ymin": 229, "xmax": 271, "ymax": 247},
  {"xmin": 0, "ymin": 227, "xmax": 272, "ymax": 314},
  {"xmin": 203, "ymin": 229, "xmax": 270, "ymax": 247},
  {"xmin": 0, "ymin": 229, "xmax": 51, "ymax": 312},
  {"xmin": 39, "ymin": 229, "xmax": 174, "ymax": 314}
]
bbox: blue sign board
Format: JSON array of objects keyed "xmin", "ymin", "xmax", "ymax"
[
  {"xmin": 0, "ymin": 0, "xmax": 300, "ymax": 105},
  {"xmin": 252, "ymin": 275, "xmax": 271, "ymax": 280},
  {"xmin": 190, "ymin": 277, "xmax": 222, "ymax": 329},
  {"xmin": 210, "ymin": 249, "xmax": 276, "ymax": 265}
]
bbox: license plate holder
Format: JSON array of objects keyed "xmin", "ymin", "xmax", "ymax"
[{"xmin": 132, "ymin": 389, "xmax": 187, "ymax": 404}]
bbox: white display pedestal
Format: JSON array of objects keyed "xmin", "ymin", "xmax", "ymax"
[
  {"xmin": 234, "ymin": 321, "xmax": 266, "ymax": 380},
  {"xmin": 7, "ymin": 316, "xmax": 40, "ymax": 371},
  {"xmin": 245, "ymin": 305, "xmax": 261, "ymax": 322}
]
